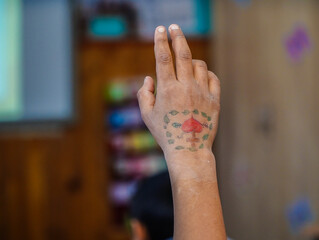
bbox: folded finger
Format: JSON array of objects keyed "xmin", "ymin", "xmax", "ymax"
[
  {"xmin": 208, "ymin": 71, "xmax": 221, "ymax": 102},
  {"xmin": 193, "ymin": 59, "xmax": 208, "ymax": 88},
  {"xmin": 137, "ymin": 76, "xmax": 155, "ymax": 119}
]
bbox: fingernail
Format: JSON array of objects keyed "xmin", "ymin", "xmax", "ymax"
[
  {"xmin": 169, "ymin": 24, "xmax": 179, "ymax": 30},
  {"xmin": 144, "ymin": 76, "xmax": 150, "ymax": 84},
  {"xmin": 157, "ymin": 26, "xmax": 165, "ymax": 33}
]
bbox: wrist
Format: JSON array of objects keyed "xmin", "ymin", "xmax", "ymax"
[
  {"xmin": 164, "ymin": 149, "xmax": 218, "ymax": 182},
  {"xmin": 164, "ymin": 147, "xmax": 214, "ymax": 161}
]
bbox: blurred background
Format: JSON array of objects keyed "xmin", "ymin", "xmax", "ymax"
[{"xmin": 0, "ymin": 0, "xmax": 318, "ymax": 239}]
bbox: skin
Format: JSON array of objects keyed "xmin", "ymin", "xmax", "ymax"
[
  {"xmin": 302, "ymin": 223, "xmax": 319, "ymax": 238},
  {"xmin": 130, "ymin": 220, "xmax": 148, "ymax": 240},
  {"xmin": 137, "ymin": 24, "xmax": 226, "ymax": 240}
]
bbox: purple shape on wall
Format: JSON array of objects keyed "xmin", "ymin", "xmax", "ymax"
[{"xmin": 285, "ymin": 25, "xmax": 311, "ymax": 62}]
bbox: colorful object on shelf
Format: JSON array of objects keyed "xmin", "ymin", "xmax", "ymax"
[
  {"xmin": 105, "ymin": 79, "xmax": 141, "ymax": 103},
  {"xmin": 111, "ymin": 131, "xmax": 157, "ymax": 151},
  {"xmin": 110, "ymin": 181, "xmax": 137, "ymax": 205},
  {"xmin": 285, "ymin": 25, "xmax": 311, "ymax": 62},
  {"xmin": 131, "ymin": 132, "xmax": 157, "ymax": 150},
  {"xmin": 105, "ymin": 76, "xmax": 166, "ymax": 226},
  {"xmin": 286, "ymin": 197, "xmax": 315, "ymax": 233},
  {"xmin": 105, "ymin": 81, "xmax": 127, "ymax": 102},
  {"xmin": 114, "ymin": 155, "xmax": 166, "ymax": 177},
  {"xmin": 108, "ymin": 106, "xmax": 143, "ymax": 130}
]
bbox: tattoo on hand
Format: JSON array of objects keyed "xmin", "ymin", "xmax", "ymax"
[{"xmin": 163, "ymin": 109, "xmax": 212, "ymax": 152}]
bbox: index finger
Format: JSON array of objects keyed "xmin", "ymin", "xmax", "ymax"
[{"xmin": 154, "ymin": 26, "xmax": 176, "ymax": 84}]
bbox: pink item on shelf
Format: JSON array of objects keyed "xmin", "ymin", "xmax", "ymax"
[{"xmin": 109, "ymin": 181, "xmax": 137, "ymax": 205}]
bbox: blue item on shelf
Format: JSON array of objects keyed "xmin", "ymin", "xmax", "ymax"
[{"xmin": 108, "ymin": 106, "xmax": 143, "ymax": 129}]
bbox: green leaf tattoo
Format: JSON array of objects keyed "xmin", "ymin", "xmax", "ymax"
[
  {"xmin": 168, "ymin": 139, "xmax": 175, "ymax": 144},
  {"xmin": 199, "ymin": 144, "xmax": 204, "ymax": 149},
  {"xmin": 175, "ymin": 146, "xmax": 185, "ymax": 150},
  {"xmin": 201, "ymin": 112, "xmax": 208, "ymax": 118},
  {"xmin": 209, "ymin": 123, "xmax": 213, "ymax": 130},
  {"xmin": 172, "ymin": 122, "xmax": 182, "ymax": 128},
  {"xmin": 166, "ymin": 131, "xmax": 172, "ymax": 137},
  {"xmin": 182, "ymin": 110, "xmax": 190, "ymax": 115},
  {"xmin": 188, "ymin": 147, "xmax": 197, "ymax": 152},
  {"xmin": 164, "ymin": 114, "xmax": 170, "ymax": 124},
  {"xmin": 193, "ymin": 109, "xmax": 199, "ymax": 114},
  {"xmin": 169, "ymin": 110, "xmax": 179, "ymax": 116},
  {"xmin": 207, "ymin": 116, "xmax": 211, "ymax": 121},
  {"xmin": 202, "ymin": 134, "xmax": 209, "ymax": 140}
]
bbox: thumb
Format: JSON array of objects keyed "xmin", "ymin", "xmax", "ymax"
[{"xmin": 137, "ymin": 76, "xmax": 155, "ymax": 119}]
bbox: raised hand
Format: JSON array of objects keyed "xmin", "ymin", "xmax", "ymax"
[{"xmin": 137, "ymin": 24, "xmax": 221, "ymax": 156}]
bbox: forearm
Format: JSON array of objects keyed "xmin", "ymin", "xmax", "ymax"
[{"xmin": 165, "ymin": 150, "xmax": 226, "ymax": 240}]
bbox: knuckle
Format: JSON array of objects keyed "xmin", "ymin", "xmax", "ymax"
[
  {"xmin": 157, "ymin": 52, "xmax": 172, "ymax": 64},
  {"xmin": 175, "ymin": 33, "xmax": 185, "ymax": 39},
  {"xmin": 137, "ymin": 89, "xmax": 144, "ymax": 99},
  {"xmin": 195, "ymin": 60, "xmax": 207, "ymax": 68},
  {"xmin": 156, "ymin": 37, "xmax": 167, "ymax": 44},
  {"xmin": 209, "ymin": 71, "xmax": 220, "ymax": 82},
  {"xmin": 178, "ymin": 50, "xmax": 192, "ymax": 61}
]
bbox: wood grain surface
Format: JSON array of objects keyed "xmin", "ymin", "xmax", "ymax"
[{"xmin": 214, "ymin": 1, "xmax": 319, "ymax": 239}]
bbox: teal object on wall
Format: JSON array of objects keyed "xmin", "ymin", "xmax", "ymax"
[
  {"xmin": 194, "ymin": 0, "xmax": 212, "ymax": 35},
  {"xmin": 89, "ymin": 16, "xmax": 128, "ymax": 38},
  {"xmin": 174, "ymin": 0, "xmax": 212, "ymax": 37}
]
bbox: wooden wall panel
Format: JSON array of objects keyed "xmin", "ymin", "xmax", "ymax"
[{"xmin": 214, "ymin": 1, "xmax": 319, "ymax": 239}]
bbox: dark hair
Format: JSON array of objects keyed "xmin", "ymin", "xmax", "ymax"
[{"xmin": 130, "ymin": 171, "xmax": 174, "ymax": 240}]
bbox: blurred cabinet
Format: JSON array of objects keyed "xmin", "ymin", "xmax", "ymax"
[{"xmin": 214, "ymin": 1, "xmax": 319, "ymax": 240}]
